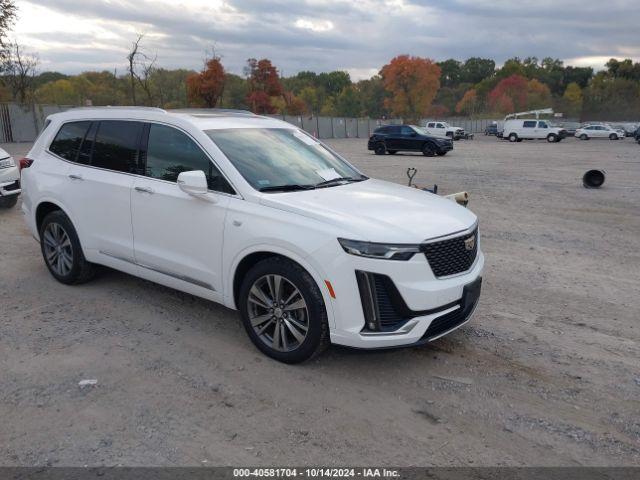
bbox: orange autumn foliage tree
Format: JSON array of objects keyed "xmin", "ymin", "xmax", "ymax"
[
  {"xmin": 455, "ymin": 89, "xmax": 478, "ymax": 115},
  {"xmin": 245, "ymin": 58, "xmax": 283, "ymax": 114},
  {"xmin": 186, "ymin": 57, "xmax": 225, "ymax": 107},
  {"xmin": 487, "ymin": 74, "xmax": 529, "ymax": 113},
  {"xmin": 380, "ymin": 55, "xmax": 441, "ymax": 121}
]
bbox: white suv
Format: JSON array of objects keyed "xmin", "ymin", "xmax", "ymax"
[
  {"xmin": 20, "ymin": 108, "xmax": 483, "ymax": 363},
  {"xmin": 0, "ymin": 147, "xmax": 21, "ymax": 208}
]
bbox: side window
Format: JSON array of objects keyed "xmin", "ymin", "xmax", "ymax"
[
  {"xmin": 145, "ymin": 123, "xmax": 235, "ymax": 194},
  {"xmin": 523, "ymin": 121, "xmax": 537, "ymax": 128},
  {"xmin": 538, "ymin": 121, "xmax": 548, "ymax": 129},
  {"xmin": 77, "ymin": 122, "xmax": 98, "ymax": 165},
  {"xmin": 49, "ymin": 121, "xmax": 92, "ymax": 162},
  {"xmin": 436, "ymin": 123, "xmax": 444, "ymax": 128},
  {"xmin": 92, "ymin": 121, "xmax": 144, "ymax": 173},
  {"xmin": 388, "ymin": 125, "xmax": 401, "ymax": 134},
  {"xmin": 400, "ymin": 126, "xmax": 413, "ymax": 135},
  {"xmin": 427, "ymin": 123, "xmax": 435, "ymax": 128}
]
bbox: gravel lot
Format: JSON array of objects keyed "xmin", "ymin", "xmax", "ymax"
[{"xmin": 1, "ymin": 136, "xmax": 639, "ymax": 466}]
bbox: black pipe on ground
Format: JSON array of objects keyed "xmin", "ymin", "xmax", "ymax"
[{"xmin": 583, "ymin": 170, "xmax": 605, "ymax": 188}]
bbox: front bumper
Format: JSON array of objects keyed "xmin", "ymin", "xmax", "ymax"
[
  {"xmin": 320, "ymin": 240, "xmax": 484, "ymax": 349},
  {"xmin": 0, "ymin": 179, "xmax": 20, "ymax": 197},
  {"xmin": 435, "ymin": 141, "xmax": 454, "ymax": 153}
]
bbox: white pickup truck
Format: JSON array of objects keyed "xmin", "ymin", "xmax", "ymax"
[{"xmin": 423, "ymin": 121, "xmax": 465, "ymax": 140}]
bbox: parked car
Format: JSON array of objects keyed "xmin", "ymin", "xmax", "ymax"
[
  {"xmin": 635, "ymin": 128, "xmax": 640, "ymax": 143},
  {"xmin": 502, "ymin": 119, "xmax": 566, "ymax": 142},
  {"xmin": 484, "ymin": 123, "xmax": 499, "ymax": 136},
  {"xmin": 554, "ymin": 121, "xmax": 580, "ymax": 136},
  {"xmin": 0, "ymin": 147, "xmax": 21, "ymax": 209},
  {"xmin": 422, "ymin": 121, "xmax": 465, "ymax": 140},
  {"xmin": 20, "ymin": 108, "xmax": 483, "ymax": 363},
  {"xmin": 575, "ymin": 124, "xmax": 624, "ymax": 140},
  {"xmin": 368, "ymin": 125, "xmax": 454, "ymax": 156}
]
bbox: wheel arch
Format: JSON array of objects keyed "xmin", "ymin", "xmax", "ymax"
[
  {"xmin": 35, "ymin": 200, "xmax": 69, "ymax": 235},
  {"xmin": 227, "ymin": 246, "xmax": 337, "ymax": 329}
]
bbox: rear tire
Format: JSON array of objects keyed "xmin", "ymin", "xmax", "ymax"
[
  {"xmin": 547, "ymin": 134, "xmax": 557, "ymax": 143},
  {"xmin": 508, "ymin": 133, "xmax": 518, "ymax": 142},
  {"xmin": 609, "ymin": 133, "xmax": 618, "ymax": 140},
  {"xmin": 374, "ymin": 144, "xmax": 386, "ymax": 155},
  {"xmin": 0, "ymin": 195, "xmax": 18, "ymax": 209},
  {"xmin": 39, "ymin": 210, "xmax": 95, "ymax": 285},
  {"xmin": 422, "ymin": 143, "xmax": 435, "ymax": 156},
  {"xmin": 238, "ymin": 257, "xmax": 329, "ymax": 364}
]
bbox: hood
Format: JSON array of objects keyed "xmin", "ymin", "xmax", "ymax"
[{"xmin": 259, "ymin": 179, "xmax": 477, "ymax": 243}]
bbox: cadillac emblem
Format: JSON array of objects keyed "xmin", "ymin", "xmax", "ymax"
[{"xmin": 464, "ymin": 235, "xmax": 476, "ymax": 251}]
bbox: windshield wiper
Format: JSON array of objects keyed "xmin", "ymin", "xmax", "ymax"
[
  {"xmin": 259, "ymin": 184, "xmax": 316, "ymax": 192},
  {"xmin": 314, "ymin": 176, "xmax": 368, "ymax": 188}
]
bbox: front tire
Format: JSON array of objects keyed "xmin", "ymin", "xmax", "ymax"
[
  {"xmin": 39, "ymin": 210, "xmax": 95, "ymax": 285},
  {"xmin": 609, "ymin": 133, "xmax": 618, "ymax": 140},
  {"xmin": 374, "ymin": 144, "xmax": 386, "ymax": 155},
  {"xmin": 580, "ymin": 134, "xmax": 589, "ymax": 140},
  {"xmin": 0, "ymin": 195, "xmax": 18, "ymax": 209},
  {"xmin": 422, "ymin": 143, "xmax": 435, "ymax": 156},
  {"xmin": 238, "ymin": 257, "xmax": 329, "ymax": 364},
  {"xmin": 547, "ymin": 134, "xmax": 557, "ymax": 143},
  {"xmin": 508, "ymin": 133, "xmax": 518, "ymax": 142}
]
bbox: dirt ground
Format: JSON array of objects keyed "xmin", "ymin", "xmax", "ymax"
[{"xmin": 1, "ymin": 136, "xmax": 639, "ymax": 467}]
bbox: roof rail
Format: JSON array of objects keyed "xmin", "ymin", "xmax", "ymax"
[
  {"xmin": 168, "ymin": 108, "xmax": 256, "ymax": 115},
  {"xmin": 69, "ymin": 106, "xmax": 167, "ymax": 113}
]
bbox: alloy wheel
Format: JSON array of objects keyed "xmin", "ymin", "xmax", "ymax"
[
  {"xmin": 43, "ymin": 222, "xmax": 74, "ymax": 277},
  {"xmin": 247, "ymin": 274, "xmax": 309, "ymax": 352}
]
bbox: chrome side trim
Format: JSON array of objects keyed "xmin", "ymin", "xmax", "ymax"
[
  {"xmin": 99, "ymin": 250, "xmax": 215, "ymax": 291},
  {"xmin": 421, "ymin": 220, "xmax": 478, "ymax": 244}
]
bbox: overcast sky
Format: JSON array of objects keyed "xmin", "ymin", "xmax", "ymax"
[{"xmin": 13, "ymin": 0, "xmax": 640, "ymax": 80}]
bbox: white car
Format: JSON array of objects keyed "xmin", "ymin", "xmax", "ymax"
[
  {"xmin": 575, "ymin": 124, "xmax": 624, "ymax": 140},
  {"xmin": 502, "ymin": 119, "xmax": 566, "ymax": 142},
  {"xmin": 423, "ymin": 121, "xmax": 464, "ymax": 140},
  {"xmin": 20, "ymin": 108, "xmax": 483, "ymax": 363},
  {"xmin": 0, "ymin": 147, "xmax": 21, "ymax": 208}
]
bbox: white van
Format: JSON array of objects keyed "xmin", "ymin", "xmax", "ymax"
[{"xmin": 502, "ymin": 119, "xmax": 566, "ymax": 143}]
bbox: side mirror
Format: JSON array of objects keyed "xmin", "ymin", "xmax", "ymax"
[{"xmin": 177, "ymin": 170, "xmax": 208, "ymax": 196}]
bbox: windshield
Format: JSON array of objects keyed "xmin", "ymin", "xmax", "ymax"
[{"xmin": 206, "ymin": 128, "xmax": 364, "ymax": 191}]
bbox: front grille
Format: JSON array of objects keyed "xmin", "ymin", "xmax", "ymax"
[{"xmin": 422, "ymin": 227, "xmax": 478, "ymax": 278}]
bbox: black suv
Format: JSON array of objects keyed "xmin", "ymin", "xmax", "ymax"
[{"xmin": 368, "ymin": 125, "xmax": 453, "ymax": 156}]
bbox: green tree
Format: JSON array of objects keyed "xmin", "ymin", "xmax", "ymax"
[{"xmin": 562, "ymin": 82, "xmax": 583, "ymax": 117}]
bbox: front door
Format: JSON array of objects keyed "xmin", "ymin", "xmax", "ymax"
[{"xmin": 131, "ymin": 123, "xmax": 234, "ymax": 298}]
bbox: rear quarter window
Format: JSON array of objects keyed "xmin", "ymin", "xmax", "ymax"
[{"xmin": 49, "ymin": 121, "xmax": 92, "ymax": 162}]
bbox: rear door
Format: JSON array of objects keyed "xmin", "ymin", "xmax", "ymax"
[
  {"xmin": 130, "ymin": 123, "xmax": 234, "ymax": 298},
  {"xmin": 522, "ymin": 120, "xmax": 537, "ymax": 138},
  {"xmin": 384, "ymin": 126, "xmax": 403, "ymax": 150},
  {"xmin": 62, "ymin": 120, "xmax": 142, "ymax": 262}
]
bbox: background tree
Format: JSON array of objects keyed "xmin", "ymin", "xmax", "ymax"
[
  {"xmin": 245, "ymin": 58, "xmax": 282, "ymax": 114},
  {"xmin": 526, "ymin": 78, "xmax": 552, "ymax": 109},
  {"xmin": 3, "ymin": 41, "xmax": 38, "ymax": 103},
  {"xmin": 186, "ymin": 53, "xmax": 226, "ymax": 107},
  {"xmin": 455, "ymin": 89, "xmax": 478, "ymax": 115},
  {"xmin": 0, "ymin": 0, "xmax": 16, "ymax": 59},
  {"xmin": 380, "ymin": 55, "xmax": 441, "ymax": 121},
  {"xmin": 561, "ymin": 82, "xmax": 583, "ymax": 117},
  {"xmin": 487, "ymin": 74, "xmax": 528, "ymax": 113}
]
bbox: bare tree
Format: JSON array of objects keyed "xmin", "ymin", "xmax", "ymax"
[
  {"xmin": 0, "ymin": 0, "xmax": 17, "ymax": 68},
  {"xmin": 126, "ymin": 34, "xmax": 158, "ymax": 106},
  {"xmin": 126, "ymin": 34, "xmax": 143, "ymax": 105},
  {"xmin": 3, "ymin": 41, "xmax": 38, "ymax": 103}
]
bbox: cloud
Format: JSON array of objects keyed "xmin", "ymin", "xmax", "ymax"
[{"xmin": 14, "ymin": 0, "xmax": 640, "ymax": 78}]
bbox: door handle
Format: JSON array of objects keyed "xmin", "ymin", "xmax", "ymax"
[
  {"xmin": 135, "ymin": 186, "xmax": 154, "ymax": 194},
  {"xmin": 68, "ymin": 174, "xmax": 83, "ymax": 180}
]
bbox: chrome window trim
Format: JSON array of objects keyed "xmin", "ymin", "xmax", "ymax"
[
  {"xmin": 46, "ymin": 118, "xmax": 243, "ymax": 200},
  {"xmin": 420, "ymin": 220, "xmax": 478, "ymax": 244}
]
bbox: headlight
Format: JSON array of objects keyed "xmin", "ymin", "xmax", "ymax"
[
  {"xmin": 0, "ymin": 157, "xmax": 15, "ymax": 169},
  {"xmin": 338, "ymin": 238, "xmax": 421, "ymax": 261}
]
